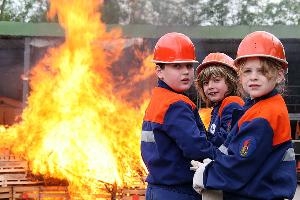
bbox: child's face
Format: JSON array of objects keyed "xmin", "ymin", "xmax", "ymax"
[
  {"xmin": 240, "ymin": 57, "xmax": 282, "ymax": 99},
  {"xmin": 156, "ymin": 63, "xmax": 194, "ymax": 92},
  {"xmin": 203, "ymin": 76, "xmax": 228, "ymax": 103}
]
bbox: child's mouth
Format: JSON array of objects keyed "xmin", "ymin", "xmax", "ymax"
[
  {"xmin": 249, "ymin": 84, "xmax": 260, "ymax": 89},
  {"xmin": 208, "ymin": 92, "xmax": 217, "ymax": 96}
]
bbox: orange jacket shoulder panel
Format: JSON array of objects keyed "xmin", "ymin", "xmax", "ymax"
[
  {"xmin": 238, "ymin": 94, "xmax": 291, "ymax": 146},
  {"xmin": 144, "ymin": 87, "xmax": 196, "ymax": 124},
  {"xmin": 218, "ymin": 96, "xmax": 245, "ymax": 117}
]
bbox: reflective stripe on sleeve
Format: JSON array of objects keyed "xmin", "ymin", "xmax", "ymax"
[
  {"xmin": 141, "ymin": 131, "xmax": 155, "ymax": 143},
  {"xmin": 282, "ymin": 148, "xmax": 295, "ymax": 161},
  {"xmin": 218, "ymin": 144, "xmax": 228, "ymax": 155}
]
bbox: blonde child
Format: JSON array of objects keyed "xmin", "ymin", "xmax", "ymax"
[
  {"xmin": 141, "ymin": 32, "xmax": 217, "ymax": 200},
  {"xmin": 192, "ymin": 31, "xmax": 297, "ymax": 200},
  {"xmin": 195, "ymin": 53, "xmax": 244, "ymax": 147}
]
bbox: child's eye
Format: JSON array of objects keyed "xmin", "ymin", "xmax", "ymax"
[
  {"xmin": 174, "ymin": 64, "xmax": 181, "ymax": 69},
  {"xmin": 186, "ymin": 64, "xmax": 193, "ymax": 69},
  {"xmin": 257, "ymin": 69, "xmax": 263, "ymax": 74},
  {"xmin": 243, "ymin": 69, "xmax": 251, "ymax": 74},
  {"xmin": 203, "ymin": 81, "xmax": 208, "ymax": 86},
  {"xmin": 213, "ymin": 77, "xmax": 221, "ymax": 82}
]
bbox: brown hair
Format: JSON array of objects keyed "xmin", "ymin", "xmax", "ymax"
[{"xmin": 195, "ymin": 64, "xmax": 241, "ymax": 106}]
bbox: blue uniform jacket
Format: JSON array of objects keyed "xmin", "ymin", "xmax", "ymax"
[
  {"xmin": 207, "ymin": 96, "xmax": 244, "ymax": 147},
  {"xmin": 141, "ymin": 80, "xmax": 216, "ymax": 186},
  {"xmin": 204, "ymin": 90, "xmax": 297, "ymax": 199}
]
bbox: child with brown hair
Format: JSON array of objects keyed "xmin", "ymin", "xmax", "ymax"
[
  {"xmin": 195, "ymin": 53, "xmax": 244, "ymax": 147},
  {"xmin": 192, "ymin": 31, "xmax": 297, "ymax": 200}
]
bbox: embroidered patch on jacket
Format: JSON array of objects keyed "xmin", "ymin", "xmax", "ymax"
[
  {"xmin": 210, "ymin": 124, "xmax": 216, "ymax": 135},
  {"xmin": 239, "ymin": 136, "xmax": 256, "ymax": 157}
]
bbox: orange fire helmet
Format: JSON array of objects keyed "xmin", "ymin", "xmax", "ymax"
[
  {"xmin": 235, "ymin": 31, "xmax": 288, "ymax": 69},
  {"xmin": 196, "ymin": 52, "xmax": 237, "ymax": 76},
  {"xmin": 152, "ymin": 32, "xmax": 198, "ymax": 63}
]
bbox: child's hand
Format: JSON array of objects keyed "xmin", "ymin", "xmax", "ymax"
[
  {"xmin": 190, "ymin": 160, "xmax": 202, "ymax": 171},
  {"xmin": 192, "ymin": 158, "xmax": 213, "ymax": 194},
  {"xmin": 190, "ymin": 158, "xmax": 212, "ymax": 171},
  {"xmin": 203, "ymin": 158, "xmax": 212, "ymax": 165},
  {"xmin": 193, "ymin": 162, "xmax": 206, "ymax": 194}
]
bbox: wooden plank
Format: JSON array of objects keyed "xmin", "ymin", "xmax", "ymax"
[
  {"xmin": 0, "ymin": 174, "xmax": 41, "ymax": 187},
  {"xmin": 122, "ymin": 189, "xmax": 146, "ymax": 195},
  {"xmin": 13, "ymin": 186, "xmax": 70, "ymax": 199},
  {"xmin": 0, "ymin": 187, "xmax": 11, "ymax": 192},
  {"xmin": 13, "ymin": 185, "xmax": 69, "ymax": 192},
  {"xmin": 0, "ymin": 185, "xmax": 147, "ymax": 199},
  {"xmin": 0, "ymin": 161, "xmax": 27, "ymax": 173},
  {"xmin": 0, "ymin": 151, "xmax": 22, "ymax": 161},
  {"xmin": 0, "ymin": 186, "xmax": 12, "ymax": 200}
]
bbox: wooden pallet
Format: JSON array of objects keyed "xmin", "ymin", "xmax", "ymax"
[
  {"xmin": 0, "ymin": 153, "xmax": 146, "ymax": 199},
  {"xmin": 0, "ymin": 186, "xmax": 146, "ymax": 200},
  {"xmin": 0, "ymin": 186, "xmax": 70, "ymax": 200},
  {"xmin": 121, "ymin": 188, "xmax": 146, "ymax": 200},
  {"xmin": 0, "ymin": 155, "xmax": 41, "ymax": 187}
]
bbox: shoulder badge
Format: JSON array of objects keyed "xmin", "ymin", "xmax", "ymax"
[{"xmin": 239, "ymin": 136, "xmax": 256, "ymax": 157}]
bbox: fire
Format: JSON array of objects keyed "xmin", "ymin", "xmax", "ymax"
[{"xmin": 0, "ymin": 0, "xmax": 153, "ymax": 199}]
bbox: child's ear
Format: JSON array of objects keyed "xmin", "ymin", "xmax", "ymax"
[
  {"xmin": 156, "ymin": 65, "xmax": 164, "ymax": 80},
  {"xmin": 276, "ymin": 69, "xmax": 285, "ymax": 83}
]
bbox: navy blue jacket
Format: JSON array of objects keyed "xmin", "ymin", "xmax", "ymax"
[
  {"xmin": 141, "ymin": 80, "xmax": 216, "ymax": 185},
  {"xmin": 207, "ymin": 96, "xmax": 244, "ymax": 147},
  {"xmin": 204, "ymin": 90, "xmax": 297, "ymax": 200}
]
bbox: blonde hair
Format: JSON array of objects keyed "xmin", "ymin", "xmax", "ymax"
[
  {"xmin": 237, "ymin": 57, "xmax": 287, "ymax": 95},
  {"xmin": 195, "ymin": 64, "xmax": 241, "ymax": 106}
]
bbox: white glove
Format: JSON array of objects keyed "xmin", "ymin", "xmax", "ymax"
[
  {"xmin": 203, "ymin": 158, "xmax": 212, "ymax": 165},
  {"xmin": 190, "ymin": 158, "xmax": 212, "ymax": 171},
  {"xmin": 192, "ymin": 158, "xmax": 213, "ymax": 194},
  {"xmin": 190, "ymin": 160, "xmax": 202, "ymax": 171}
]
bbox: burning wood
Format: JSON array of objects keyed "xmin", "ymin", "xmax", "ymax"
[{"xmin": 0, "ymin": 0, "xmax": 150, "ymax": 199}]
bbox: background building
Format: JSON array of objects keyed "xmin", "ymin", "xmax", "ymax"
[{"xmin": 1, "ymin": 22, "xmax": 299, "ymax": 138}]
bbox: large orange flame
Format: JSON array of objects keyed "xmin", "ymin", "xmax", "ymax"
[{"xmin": 0, "ymin": 0, "xmax": 154, "ymax": 199}]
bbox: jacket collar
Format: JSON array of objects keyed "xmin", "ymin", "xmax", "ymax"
[
  {"xmin": 244, "ymin": 89, "xmax": 278, "ymax": 108},
  {"xmin": 157, "ymin": 79, "xmax": 181, "ymax": 94}
]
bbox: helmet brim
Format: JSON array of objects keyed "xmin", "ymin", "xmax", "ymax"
[
  {"xmin": 196, "ymin": 60, "xmax": 237, "ymax": 76},
  {"xmin": 152, "ymin": 59, "xmax": 199, "ymax": 64},
  {"xmin": 234, "ymin": 54, "xmax": 288, "ymax": 69}
]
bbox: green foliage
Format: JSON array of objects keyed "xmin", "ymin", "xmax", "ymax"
[
  {"xmin": 115, "ymin": 0, "xmax": 300, "ymax": 26},
  {"xmin": 235, "ymin": 0, "xmax": 300, "ymax": 25},
  {"xmin": 0, "ymin": 0, "xmax": 299, "ymax": 25},
  {"xmin": 101, "ymin": 0, "xmax": 121, "ymax": 24},
  {"xmin": 0, "ymin": 0, "xmax": 48, "ymax": 22}
]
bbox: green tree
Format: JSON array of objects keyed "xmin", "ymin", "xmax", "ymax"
[
  {"xmin": 264, "ymin": 0, "xmax": 300, "ymax": 25},
  {"xmin": 236, "ymin": 0, "xmax": 262, "ymax": 25},
  {"xmin": 1, "ymin": 0, "xmax": 299, "ymax": 25},
  {"xmin": 101, "ymin": 0, "xmax": 121, "ymax": 24},
  {"xmin": 192, "ymin": 0, "xmax": 231, "ymax": 25},
  {"xmin": 234, "ymin": 0, "xmax": 300, "ymax": 25},
  {"xmin": 0, "ymin": 0, "xmax": 48, "ymax": 22}
]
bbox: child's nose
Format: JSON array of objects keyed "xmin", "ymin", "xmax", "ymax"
[
  {"xmin": 182, "ymin": 66, "xmax": 189, "ymax": 74},
  {"xmin": 249, "ymin": 71, "xmax": 258, "ymax": 80},
  {"xmin": 208, "ymin": 81, "xmax": 214, "ymax": 88}
]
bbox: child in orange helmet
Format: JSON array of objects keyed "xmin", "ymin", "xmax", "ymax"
[
  {"xmin": 192, "ymin": 31, "xmax": 297, "ymax": 200},
  {"xmin": 141, "ymin": 32, "xmax": 216, "ymax": 200},
  {"xmin": 195, "ymin": 53, "xmax": 244, "ymax": 148}
]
